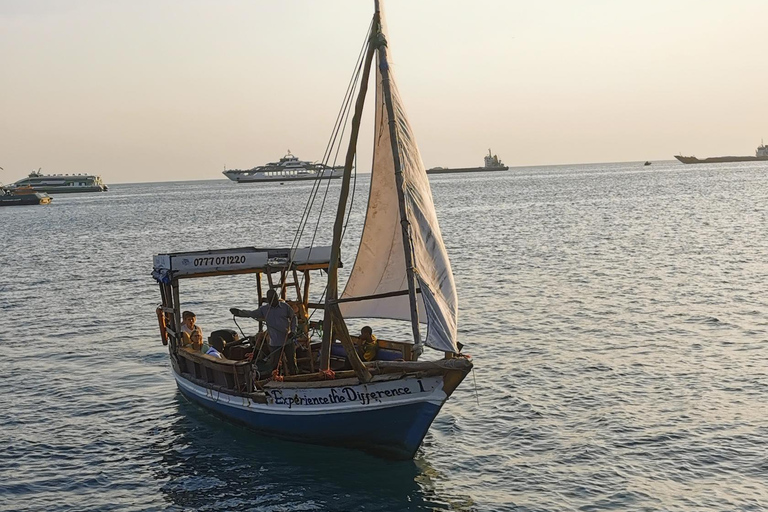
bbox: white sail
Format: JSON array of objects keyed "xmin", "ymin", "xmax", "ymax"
[{"xmin": 339, "ymin": 11, "xmax": 458, "ymax": 353}]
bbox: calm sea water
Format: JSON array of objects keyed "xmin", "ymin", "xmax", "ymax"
[{"xmin": 1, "ymin": 160, "xmax": 767, "ymax": 511}]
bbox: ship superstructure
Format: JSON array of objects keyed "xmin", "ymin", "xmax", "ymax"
[
  {"xmin": 223, "ymin": 151, "xmax": 344, "ymax": 183},
  {"xmin": 756, "ymin": 140, "xmax": 768, "ymax": 158},
  {"xmin": 8, "ymin": 169, "xmax": 108, "ymax": 193}
]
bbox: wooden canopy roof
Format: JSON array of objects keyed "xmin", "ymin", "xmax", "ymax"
[{"xmin": 152, "ymin": 246, "xmax": 335, "ymax": 281}]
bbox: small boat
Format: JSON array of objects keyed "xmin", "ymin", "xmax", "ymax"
[
  {"xmin": 223, "ymin": 151, "xmax": 344, "ymax": 183},
  {"xmin": 674, "ymin": 141, "xmax": 768, "ymax": 164},
  {"xmin": 427, "ymin": 148, "xmax": 509, "ymax": 174},
  {"xmin": 0, "ymin": 185, "xmax": 52, "ymax": 206},
  {"xmin": 644, "ymin": 161, "xmax": 652, "ymax": 166},
  {"xmin": 7, "ymin": 168, "xmax": 108, "ymax": 193},
  {"xmin": 152, "ymin": 0, "xmax": 472, "ymax": 460}
]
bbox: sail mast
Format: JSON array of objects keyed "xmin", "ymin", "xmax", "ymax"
[
  {"xmin": 374, "ymin": 0, "xmax": 423, "ymax": 351},
  {"xmin": 319, "ymin": 16, "xmax": 378, "ymax": 381}
]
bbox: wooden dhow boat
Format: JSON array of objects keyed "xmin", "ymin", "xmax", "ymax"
[{"xmin": 152, "ymin": 1, "xmax": 472, "ymax": 460}]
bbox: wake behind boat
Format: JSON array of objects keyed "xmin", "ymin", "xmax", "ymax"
[
  {"xmin": 223, "ymin": 151, "xmax": 344, "ymax": 183},
  {"xmin": 675, "ymin": 141, "xmax": 768, "ymax": 164},
  {"xmin": 152, "ymin": 0, "xmax": 472, "ymax": 460}
]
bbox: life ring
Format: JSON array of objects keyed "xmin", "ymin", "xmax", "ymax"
[{"xmin": 156, "ymin": 306, "xmax": 169, "ymax": 346}]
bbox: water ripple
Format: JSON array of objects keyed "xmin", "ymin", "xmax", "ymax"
[{"xmin": 2, "ymin": 162, "xmax": 768, "ymax": 510}]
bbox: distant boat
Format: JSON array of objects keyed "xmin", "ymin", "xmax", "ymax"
[
  {"xmin": 7, "ymin": 169, "xmax": 108, "ymax": 193},
  {"xmin": 426, "ymin": 149, "xmax": 509, "ymax": 174},
  {"xmin": 644, "ymin": 161, "xmax": 652, "ymax": 166},
  {"xmin": 223, "ymin": 151, "xmax": 344, "ymax": 183},
  {"xmin": 0, "ymin": 184, "xmax": 52, "ymax": 206},
  {"xmin": 675, "ymin": 141, "xmax": 768, "ymax": 164}
]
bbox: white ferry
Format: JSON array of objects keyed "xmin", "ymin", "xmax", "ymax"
[
  {"xmin": 223, "ymin": 151, "xmax": 344, "ymax": 183},
  {"xmin": 8, "ymin": 169, "xmax": 108, "ymax": 193}
]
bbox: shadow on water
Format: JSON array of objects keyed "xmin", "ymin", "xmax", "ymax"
[{"xmin": 150, "ymin": 393, "xmax": 476, "ymax": 511}]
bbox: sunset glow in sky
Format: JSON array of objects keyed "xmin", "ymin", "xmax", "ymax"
[{"xmin": 1, "ymin": 0, "xmax": 766, "ymax": 183}]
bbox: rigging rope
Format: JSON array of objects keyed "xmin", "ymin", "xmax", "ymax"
[
  {"xmin": 288, "ymin": 18, "xmax": 372, "ymax": 259},
  {"xmin": 245, "ymin": 18, "xmax": 375, "ymax": 379},
  {"xmin": 280, "ymin": 17, "xmax": 374, "ymax": 326}
]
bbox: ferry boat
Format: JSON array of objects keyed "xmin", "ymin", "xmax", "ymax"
[
  {"xmin": 223, "ymin": 151, "xmax": 344, "ymax": 183},
  {"xmin": 426, "ymin": 149, "xmax": 509, "ymax": 174},
  {"xmin": 674, "ymin": 141, "xmax": 768, "ymax": 164},
  {"xmin": 8, "ymin": 169, "xmax": 109, "ymax": 193}
]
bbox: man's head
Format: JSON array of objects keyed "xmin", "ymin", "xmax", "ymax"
[
  {"xmin": 182, "ymin": 311, "xmax": 196, "ymax": 328},
  {"xmin": 361, "ymin": 325, "xmax": 373, "ymax": 340},
  {"xmin": 266, "ymin": 289, "xmax": 279, "ymax": 307}
]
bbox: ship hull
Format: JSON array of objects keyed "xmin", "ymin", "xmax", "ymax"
[
  {"xmin": 224, "ymin": 172, "xmax": 343, "ymax": 183},
  {"xmin": 10, "ymin": 186, "xmax": 107, "ymax": 193},
  {"xmin": 675, "ymin": 155, "xmax": 768, "ymax": 164},
  {"xmin": 0, "ymin": 193, "xmax": 52, "ymax": 206},
  {"xmin": 426, "ymin": 166, "xmax": 509, "ymax": 174},
  {"xmin": 174, "ymin": 366, "xmax": 468, "ymax": 460}
]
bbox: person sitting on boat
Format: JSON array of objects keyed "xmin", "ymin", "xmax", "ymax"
[
  {"xmin": 229, "ymin": 289, "xmax": 298, "ymax": 374},
  {"xmin": 343, "ymin": 325, "xmax": 379, "ymax": 369},
  {"xmin": 204, "ymin": 335, "xmax": 225, "ymax": 359},
  {"xmin": 181, "ymin": 310, "xmax": 223, "ymax": 357},
  {"xmin": 358, "ymin": 325, "xmax": 378, "ymax": 362},
  {"xmin": 181, "ymin": 311, "xmax": 204, "ymax": 351}
]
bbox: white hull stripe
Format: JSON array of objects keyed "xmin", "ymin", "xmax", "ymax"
[{"xmin": 174, "ymin": 372, "xmax": 448, "ymax": 416}]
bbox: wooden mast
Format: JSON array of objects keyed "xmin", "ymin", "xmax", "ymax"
[
  {"xmin": 375, "ymin": 0, "xmax": 423, "ymax": 354},
  {"xmin": 319, "ymin": 14, "xmax": 377, "ymax": 383}
]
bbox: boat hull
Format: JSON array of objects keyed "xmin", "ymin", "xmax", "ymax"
[
  {"xmin": 674, "ymin": 155, "xmax": 768, "ymax": 164},
  {"xmin": 426, "ymin": 166, "xmax": 509, "ymax": 174},
  {"xmin": 0, "ymin": 193, "xmax": 52, "ymax": 206},
  {"xmin": 225, "ymin": 173, "xmax": 343, "ymax": 183},
  {"xmin": 174, "ymin": 369, "xmax": 465, "ymax": 459},
  {"xmin": 8, "ymin": 185, "xmax": 107, "ymax": 193}
]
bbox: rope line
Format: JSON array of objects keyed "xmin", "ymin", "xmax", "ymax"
[{"xmin": 282, "ymin": 16, "xmax": 374, "ymax": 326}]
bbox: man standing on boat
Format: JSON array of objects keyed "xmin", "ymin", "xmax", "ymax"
[{"xmin": 230, "ymin": 289, "xmax": 298, "ymax": 375}]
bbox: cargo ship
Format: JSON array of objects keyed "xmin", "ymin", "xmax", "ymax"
[
  {"xmin": 675, "ymin": 141, "xmax": 768, "ymax": 164},
  {"xmin": 426, "ymin": 149, "xmax": 509, "ymax": 174}
]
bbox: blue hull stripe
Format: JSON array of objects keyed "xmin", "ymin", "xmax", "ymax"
[{"xmin": 177, "ymin": 384, "xmax": 442, "ymax": 459}]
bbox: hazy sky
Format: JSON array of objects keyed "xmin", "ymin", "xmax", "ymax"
[{"xmin": 1, "ymin": 0, "xmax": 766, "ymax": 184}]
